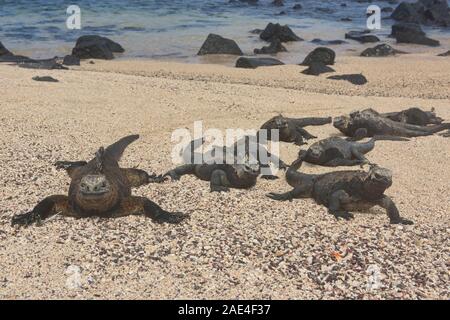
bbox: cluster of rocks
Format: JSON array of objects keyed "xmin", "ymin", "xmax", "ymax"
[
  {"xmin": 196, "ymin": 22, "xmax": 303, "ymax": 69},
  {"xmin": 0, "ymin": 34, "xmax": 126, "ymax": 71},
  {"xmin": 388, "ymin": 0, "xmax": 449, "ymax": 46},
  {"xmin": 391, "ymin": 0, "xmax": 450, "ymax": 27}
]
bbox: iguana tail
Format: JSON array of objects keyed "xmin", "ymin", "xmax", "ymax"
[
  {"xmin": 286, "ymin": 154, "xmax": 316, "ymax": 188},
  {"xmin": 372, "ymin": 135, "xmax": 410, "ymax": 142}
]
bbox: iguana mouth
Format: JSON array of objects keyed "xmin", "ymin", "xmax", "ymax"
[
  {"xmin": 368, "ymin": 167, "xmax": 392, "ymax": 185},
  {"xmin": 333, "ymin": 116, "xmax": 348, "ymax": 129}
]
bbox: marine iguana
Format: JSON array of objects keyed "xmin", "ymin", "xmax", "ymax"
[
  {"xmin": 333, "ymin": 108, "xmax": 450, "ymax": 138},
  {"xmin": 180, "ymin": 136, "xmax": 288, "ymax": 180},
  {"xmin": 261, "ymin": 115, "xmax": 332, "ymax": 145},
  {"xmin": 164, "ymin": 161, "xmax": 261, "ymax": 192},
  {"xmin": 266, "ymin": 157, "xmax": 413, "ymax": 225},
  {"xmin": 11, "ymin": 135, "xmax": 185, "ymax": 227},
  {"xmin": 298, "ymin": 135, "xmax": 408, "ymax": 167},
  {"xmin": 381, "ymin": 107, "xmax": 443, "ymax": 126}
]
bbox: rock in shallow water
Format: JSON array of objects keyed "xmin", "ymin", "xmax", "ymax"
[
  {"xmin": 260, "ymin": 23, "xmax": 303, "ymax": 43},
  {"xmin": 301, "ymin": 47, "xmax": 336, "ymax": 66},
  {"xmin": 345, "ymin": 31, "xmax": 380, "ymax": 43},
  {"xmin": 361, "ymin": 44, "xmax": 406, "ymax": 57},
  {"xmin": 311, "ymin": 39, "xmax": 347, "ymax": 45},
  {"xmin": 391, "ymin": 0, "xmax": 450, "ymax": 27},
  {"xmin": 254, "ymin": 39, "xmax": 287, "ymax": 54},
  {"xmin": 235, "ymin": 57, "xmax": 284, "ymax": 69},
  {"xmin": 72, "ymin": 35, "xmax": 124, "ymax": 60},
  {"xmin": 391, "ymin": 23, "xmax": 440, "ymax": 47},
  {"xmin": 19, "ymin": 58, "xmax": 68, "ymax": 70},
  {"xmin": 63, "ymin": 55, "xmax": 80, "ymax": 66},
  {"xmin": 0, "ymin": 41, "xmax": 12, "ymax": 56},
  {"xmin": 197, "ymin": 33, "xmax": 243, "ymax": 56}
]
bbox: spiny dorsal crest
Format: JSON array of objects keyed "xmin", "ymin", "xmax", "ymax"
[{"xmin": 95, "ymin": 147, "xmax": 106, "ymax": 173}]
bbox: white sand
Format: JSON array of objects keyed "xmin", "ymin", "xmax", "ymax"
[{"xmin": 0, "ymin": 54, "xmax": 449, "ymax": 299}]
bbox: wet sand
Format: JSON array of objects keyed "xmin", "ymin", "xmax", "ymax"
[{"xmin": 0, "ymin": 53, "xmax": 449, "ymax": 299}]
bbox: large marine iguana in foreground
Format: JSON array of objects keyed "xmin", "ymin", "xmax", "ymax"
[
  {"xmin": 12, "ymin": 135, "xmax": 186, "ymax": 227},
  {"xmin": 266, "ymin": 157, "xmax": 413, "ymax": 225},
  {"xmin": 333, "ymin": 108, "xmax": 450, "ymax": 138},
  {"xmin": 181, "ymin": 136, "xmax": 288, "ymax": 180},
  {"xmin": 261, "ymin": 115, "xmax": 332, "ymax": 145},
  {"xmin": 381, "ymin": 107, "xmax": 443, "ymax": 126},
  {"xmin": 164, "ymin": 161, "xmax": 261, "ymax": 192},
  {"xmin": 298, "ymin": 135, "xmax": 408, "ymax": 167}
]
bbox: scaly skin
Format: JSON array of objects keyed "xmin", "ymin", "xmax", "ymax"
[
  {"xmin": 261, "ymin": 115, "xmax": 332, "ymax": 145},
  {"xmin": 12, "ymin": 135, "xmax": 186, "ymax": 227},
  {"xmin": 299, "ymin": 135, "xmax": 408, "ymax": 167},
  {"xmin": 164, "ymin": 162, "xmax": 260, "ymax": 192},
  {"xmin": 381, "ymin": 107, "xmax": 443, "ymax": 126},
  {"xmin": 180, "ymin": 136, "xmax": 288, "ymax": 179},
  {"xmin": 334, "ymin": 108, "xmax": 450, "ymax": 138},
  {"xmin": 267, "ymin": 157, "xmax": 413, "ymax": 225}
]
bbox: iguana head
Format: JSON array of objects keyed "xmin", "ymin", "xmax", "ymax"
[
  {"xmin": 71, "ymin": 147, "xmax": 122, "ymax": 212},
  {"xmin": 235, "ymin": 156, "xmax": 261, "ymax": 178},
  {"xmin": 307, "ymin": 144, "xmax": 324, "ymax": 160},
  {"xmin": 333, "ymin": 115, "xmax": 350, "ymax": 132},
  {"xmin": 364, "ymin": 165, "xmax": 393, "ymax": 193},
  {"xmin": 273, "ymin": 115, "xmax": 289, "ymax": 129}
]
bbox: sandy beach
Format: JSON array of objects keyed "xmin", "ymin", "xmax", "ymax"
[{"xmin": 0, "ymin": 53, "xmax": 449, "ymax": 299}]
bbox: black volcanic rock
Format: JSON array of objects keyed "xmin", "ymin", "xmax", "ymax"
[
  {"xmin": 301, "ymin": 47, "xmax": 336, "ymax": 66},
  {"xmin": 391, "ymin": 23, "xmax": 440, "ymax": 46},
  {"xmin": 32, "ymin": 76, "xmax": 59, "ymax": 83},
  {"xmin": 198, "ymin": 34, "xmax": 243, "ymax": 55},
  {"xmin": 63, "ymin": 55, "xmax": 80, "ymax": 66},
  {"xmin": 18, "ymin": 58, "xmax": 68, "ymax": 70},
  {"xmin": 260, "ymin": 23, "xmax": 303, "ymax": 43},
  {"xmin": 438, "ymin": 50, "xmax": 450, "ymax": 56},
  {"xmin": 236, "ymin": 57, "xmax": 284, "ymax": 69},
  {"xmin": 272, "ymin": 0, "xmax": 284, "ymax": 6},
  {"xmin": 391, "ymin": 0, "xmax": 450, "ymax": 27},
  {"xmin": 254, "ymin": 39, "xmax": 287, "ymax": 54},
  {"xmin": 360, "ymin": 44, "xmax": 405, "ymax": 57},
  {"xmin": 72, "ymin": 35, "xmax": 124, "ymax": 60},
  {"xmin": 0, "ymin": 41, "xmax": 12, "ymax": 56},
  {"xmin": 311, "ymin": 39, "xmax": 348, "ymax": 45},
  {"xmin": 345, "ymin": 31, "xmax": 380, "ymax": 43},
  {"xmin": 328, "ymin": 74, "xmax": 368, "ymax": 85}
]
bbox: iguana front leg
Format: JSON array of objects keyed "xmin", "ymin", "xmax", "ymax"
[
  {"xmin": 295, "ymin": 127, "xmax": 317, "ymax": 140},
  {"xmin": 112, "ymin": 196, "xmax": 188, "ymax": 224},
  {"xmin": 327, "ymin": 190, "xmax": 354, "ymax": 220},
  {"xmin": 377, "ymin": 196, "xmax": 413, "ymax": 225},
  {"xmin": 210, "ymin": 169, "xmax": 230, "ymax": 192},
  {"xmin": 11, "ymin": 195, "xmax": 76, "ymax": 227},
  {"xmin": 292, "ymin": 131, "xmax": 307, "ymax": 146},
  {"xmin": 121, "ymin": 168, "xmax": 164, "ymax": 187}
]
